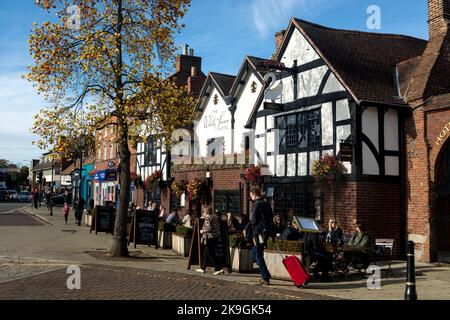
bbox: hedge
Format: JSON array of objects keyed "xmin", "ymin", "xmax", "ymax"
[
  {"xmin": 266, "ymin": 238, "xmax": 303, "ymax": 253},
  {"xmin": 158, "ymin": 221, "xmax": 175, "ymax": 232},
  {"xmin": 175, "ymin": 225, "xmax": 193, "ymax": 237},
  {"xmin": 228, "ymin": 234, "xmax": 251, "ymax": 249}
]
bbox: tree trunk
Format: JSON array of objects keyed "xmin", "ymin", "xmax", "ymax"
[{"xmin": 109, "ymin": 137, "xmax": 130, "ymax": 257}]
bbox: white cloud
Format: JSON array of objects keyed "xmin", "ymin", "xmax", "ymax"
[
  {"xmin": 252, "ymin": 0, "xmax": 330, "ymax": 38},
  {"xmin": 0, "ymin": 70, "xmax": 46, "ymax": 163}
]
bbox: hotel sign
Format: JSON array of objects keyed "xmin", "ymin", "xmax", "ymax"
[
  {"xmin": 435, "ymin": 121, "xmax": 450, "ymax": 146},
  {"xmin": 340, "ymin": 142, "xmax": 354, "ymax": 163}
]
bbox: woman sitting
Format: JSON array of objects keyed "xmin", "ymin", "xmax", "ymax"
[
  {"xmin": 347, "ymin": 221, "xmax": 372, "ymax": 269},
  {"xmin": 325, "ymin": 218, "xmax": 344, "ymax": 245},
  {"xmin": 226, "ymin": 212, "xmax": 240, "ymax": 234},
  {"xmin": 273, "ymin": 214, "xmax": 285, "ymax": 238},
  {"xmin": 181, "ymin": 212, "xmax": 193, "ymax": 228}
]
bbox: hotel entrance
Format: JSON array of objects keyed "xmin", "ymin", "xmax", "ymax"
[{"xmin": 436, "ymin": 140, "xmax": 450, "ymax": 262}]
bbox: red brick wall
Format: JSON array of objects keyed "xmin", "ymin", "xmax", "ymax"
[
  {"xmin": 323, "ymin": 181, "xmax": 402, "ymax": 257},
  {"xmin": 405, "ymin": 104, "xmax": 433, "ymax": 261},
  {"xmin": 172, "ymin": 167, "xmax": 247, "ymax": 219}
]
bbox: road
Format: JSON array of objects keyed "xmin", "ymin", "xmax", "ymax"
[
  {"xmin": 0, "ymin": 202, "xmax": 45, "ymax": 226},
  {"xmin": 0, "ymin": 203, "xmax": 336, "ymax": 301}
]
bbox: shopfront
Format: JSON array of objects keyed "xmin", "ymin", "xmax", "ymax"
[{"xmin": 93, "ymin": 168, "xmax": 118, "ymax": 207}]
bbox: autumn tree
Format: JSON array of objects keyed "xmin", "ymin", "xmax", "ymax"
[{"xmin": 28, "ymin": 0, "xmax": 194, "ymax": 257}]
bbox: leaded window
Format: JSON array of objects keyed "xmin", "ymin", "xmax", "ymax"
[
  {"xmin": 145, "ymin": 136, "xmax": 157, "ymax": 166},
  {"xmin": 276, "ymin": 109, "xmax": 321, "ymax": 153}
]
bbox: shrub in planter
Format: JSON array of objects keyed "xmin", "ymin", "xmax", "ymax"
[
  {"xmin": 229, "ymin": 234, "xmax": 251, "ymax": 249},
  {"xmin": 175, "ymin": 225, "xmax": 193, "ymax": 237},
  {"xmin": 158, "ymin": 221, "xmax": 175, "ymax": 232},
  {"xmin": 266, "ymin": 238, "xmax": 303, "ymax": 253}
]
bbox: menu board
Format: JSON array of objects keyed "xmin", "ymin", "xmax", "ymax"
[
  {"xmin": 188, "ymin": 218, "xmax": 231, "ymax": 273},
  {"xmin": 293, "ymin": 216, "xmax": 322, "ymax": 234},
  {"xmin": 90, "ymin": 206, "xmax": 115, "ymax": 235},
  {"xmin": 131, "ymin": 210, "xmax": 159, "ymax": 248}
]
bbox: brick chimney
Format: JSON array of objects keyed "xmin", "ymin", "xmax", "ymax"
[
  {"xmin": 187, "ymin": 65, "xmax": 204, "ymax": 98},
  {"xmin": 275, "ymin": 30, "xmax": 287, "ymax": 53},
  {"xmin": 428, "ymin": 0, "xmax": 450, "ymax": 39},
  {"xmin": 176, "ymin": 46, "xmax": 202, "ymax": 73}
]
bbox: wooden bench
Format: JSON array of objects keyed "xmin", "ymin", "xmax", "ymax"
[{"xmin": 372, "ymin": 239, "xmax": 394, "ymax": 277}]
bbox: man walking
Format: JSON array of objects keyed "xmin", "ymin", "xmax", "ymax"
[{"xmin": 248, "ymin": 187, "xmax": 273, "ymax": 285}]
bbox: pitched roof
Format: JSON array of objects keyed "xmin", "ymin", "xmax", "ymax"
[
  {"xmin": 404, "ymin": 32, "xmax": 450, "ymax": 102},
  {"xmin": 210, "ymin": 72, "xmax": 236, "ymax": 97},
  {"xmin": 290, "ymin": 19, "xmax": 428, "ymax": 106},
  {"xmin": 397, "ymin": 56, "xmax": 422, "ymax": 98},
  {"xmin": 228, "ymin": 56, "xmax": 268, "ymax": 98}
]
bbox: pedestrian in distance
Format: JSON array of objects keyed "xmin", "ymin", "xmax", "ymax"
[
  {"xmin": 196, "ymin": 207, "xmax": 224, "ymax": 275},
  {"xmin": 63, "ymin": 201, "xmax": 70, "ymax": 224}
]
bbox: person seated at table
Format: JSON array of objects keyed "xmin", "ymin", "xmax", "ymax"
[
  {"xmin": 325, "ymin": 218, "xmax": 344, "ymax": 245},
  {"xmin": 273, "ymin": 214, "xmax": 285, "ymax": 238},
  {"xmin": 347, "ymin": 221, "xmax": 372, "ymax": 269},
  {"xmin": 280, "ymin": 220, "xmax": 302, "ymax": 241},
  {"xmin": 304, "ymin": 232, "xmax": 332, "ymax": 282},
  {"xmin": 226, "ymin": 212, "xmax": 240, "ymax": 234},
  {"xmin": 181, "ymin": 212, "xmax": 193, "ymax": 228},
  {"xmin": 165, "ymin": 211, "xmax": 179, "ymax": 226},
  {"xmin": 239, "ymin": 214, "xmax": 250, "ymax": 232},
  {"xmin": 158, "ymin": 205, "xmax": 168, "ymax": 220}
]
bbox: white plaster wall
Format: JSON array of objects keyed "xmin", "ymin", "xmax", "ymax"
[
  {"xmin": 277, "ymin": 155, "xmax": 285, "ymax": 177},
  {"xmin": 321, "ymin": 102, "xmax": 333, "ymax": 146},
  {"xmin": 363, "ymin": 142, "xmax": 379, "ymax": 175},
  {"xmin": 385, "ymin": 156, "xmax": 399, "ymax": 176},
  {"xmin": 362, "ymin": 107, "xmax": 379, "ymax": 152},
  {"xmin": 384, "ymin": 109, "xmax": 399, "ymax": 151},
  {"xmin": 266, "ymin": 131, "xmax": 275, "ymax": 153},
  {"xmin": 267, "ymin": 115, "xmax": 275, "ymax": 130},
  {"xmin": 255, "ymin": 137, "xmax": 265, "ymax": 166},
  {"xmin": 194, "ymin": 87, "xmax": 231, "ymax": 157},
  {"xmin": 298, "ymin": 66, "xmax": 328, "ymax": 98},
  {"xmin": 255, "ymin": 117, "xmax": 265, "ymax": 135},
  {"xmin": 336, "ymin": 99, "xmax": 351, "ymax": 121},
  {"xmin": 234, "ymin": 72, "xmax": 261, "ymax": 153},
  {"xmin": 287, "ymin": 153, "xmax": 296, "ymax": 177},
  {"xmin": 322, "ymin": 73, "xmax": 345, "ymax": 94},
  {"xmin": 309, "ymin": 151, "xmax": 320, "ymax": 176},
  {"xmin": 280, "ymin": 29, "xmax": 320, "ymax": 67},
  {"xmin": 298, "ymin": 152, "xmax": 307, "ymax": 176},
  {"xmin": 267, "ymin": 155, "xmax": 275, "ymax": 176}
]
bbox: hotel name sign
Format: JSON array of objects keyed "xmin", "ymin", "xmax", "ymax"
[{"xmin": 435, "ymin": 121, "xmax": 450, "ymax": 146}]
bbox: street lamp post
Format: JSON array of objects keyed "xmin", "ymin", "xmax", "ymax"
[
  {"xmin": 76, "ymin": 140, "xmax": 85, "ymax": 226},
  {"xmin": 50, "ymin": 157, "xmax": 54, "ymax": 216}
]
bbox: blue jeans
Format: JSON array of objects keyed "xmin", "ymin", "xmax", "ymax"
[{"xmin": 252, "ymin": 241, "xmax": 271, "ymax": 281}]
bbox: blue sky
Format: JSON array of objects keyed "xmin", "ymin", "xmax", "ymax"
[{"xmin": 0, "ymin": 0, "xmax": 428, "ymax": 165}]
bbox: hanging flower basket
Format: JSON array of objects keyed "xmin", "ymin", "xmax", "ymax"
[
  {"xmin": 145, "ymin": 170, "xmax": 162, "ymax": 192},
  {"xmin": 312, "ymin": 154, "xmax": 347, "ymax": 191},
  {"xmin": 172, "ymin": 180, "xmax": 186, "ymax": 198},
  {"xmin": 187, "ymin": 179, "xmax": 201, "ymax": 201},
  {"xmin": 243, "ymin": 165, "xmax": 264, "ymax": 187}
]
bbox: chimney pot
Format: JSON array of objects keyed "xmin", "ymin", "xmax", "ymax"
[
  {"xmin": 189, "ymin": 48, "xmax": 194, "ymax": 56},
  {"xmin": 191, "ymin": 66, "xmax": 198, "ymax": 77}
]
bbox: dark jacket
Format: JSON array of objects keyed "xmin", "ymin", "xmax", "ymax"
[
  {"xmin": 250, "ymin": 198, "xmax": 274, "ymax": 241},
  {"xmin": 325, "ymin": 228, "xmax": 344, "ymax": 245},
  {"xmin": 280, "ymin": 226, "xmax": 302, "ymax": 241}
]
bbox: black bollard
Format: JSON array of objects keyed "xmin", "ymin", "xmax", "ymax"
[{"xmin": 405, "ymin": 241, "xmax": 417, "ymax": 301}]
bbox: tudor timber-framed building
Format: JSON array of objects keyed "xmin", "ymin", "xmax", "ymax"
[{"xmin": 138, "ymin": 0, "xmax": 450, "ymax": 262}]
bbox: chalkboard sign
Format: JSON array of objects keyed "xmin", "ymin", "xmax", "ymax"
[
  {"xmin": 187, "ymin": 218, "xmax": 231, "ymax": 273},
  {"xmin": 128, "ymin": 210, "xmax": 159, "ymax": 249},
  {"xmin": 90, "ymin": 205, "xmax": 115, "ymax": 235}
]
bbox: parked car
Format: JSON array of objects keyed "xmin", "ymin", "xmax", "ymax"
[
  {"xmin": 0, "ymin": 190, "xmax": 7, "ymax": 201},
  {"xmin": 18, "ymin": 191, "xmax": 31, "ymax": 202},
  {"xmin": 7, "ymin": 190, "xmax": 18, "ymax": 201}
]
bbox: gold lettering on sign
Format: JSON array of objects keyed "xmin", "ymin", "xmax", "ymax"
[{"xmin": 436, "ymin": 121, "xmax": 450, "ymax": 146}]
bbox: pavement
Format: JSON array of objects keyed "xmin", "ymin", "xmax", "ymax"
[{"xmin": 0, "ymin": 203, "xmax": 449, "ymax": 300}]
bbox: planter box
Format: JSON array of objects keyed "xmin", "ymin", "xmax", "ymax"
[
  {"xmin": 85, "ymin": 214, "xmax": 93, "ymax": 227},
  {"xmin": 172, "ymin": 234, "xmax": 192, "ymax": 257},
  {"xmin": 158, "ymin": 230, "xmax": 172, "ymax": 249},
  {"xmin": 229, "ymin": 247, "xmax": 254, "ymax": 273},
  {"xmin": 264, "ymin": 250, "xmax": 304, "ymax": 280}
]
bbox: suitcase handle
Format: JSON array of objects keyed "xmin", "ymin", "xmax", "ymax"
[{"xmin": 274, "ymin": 241, "xmax": 286, "ymax": 260}]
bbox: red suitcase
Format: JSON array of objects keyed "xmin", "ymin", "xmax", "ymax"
[{"xmin": 276, "ymin": 243, "xmax": 310, "ymax": 288}]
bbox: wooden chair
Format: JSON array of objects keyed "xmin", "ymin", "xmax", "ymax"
[{"xmin": 373, "ymin": 239, "xmax": 395, "ymax": 277}]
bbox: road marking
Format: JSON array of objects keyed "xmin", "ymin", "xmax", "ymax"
[{"xmin": 0, "ymin": 204, "xmax": 31, "ymax": 214}]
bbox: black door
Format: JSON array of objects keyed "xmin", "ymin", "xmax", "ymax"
[{"xmin": 437, "ymin": 142, "xmax": 450, "ymax": 255}]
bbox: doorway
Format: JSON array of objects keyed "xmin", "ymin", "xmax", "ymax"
[{"xmin": 436, "ymin": 141, "xmax": 450, "ymax": 261}]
